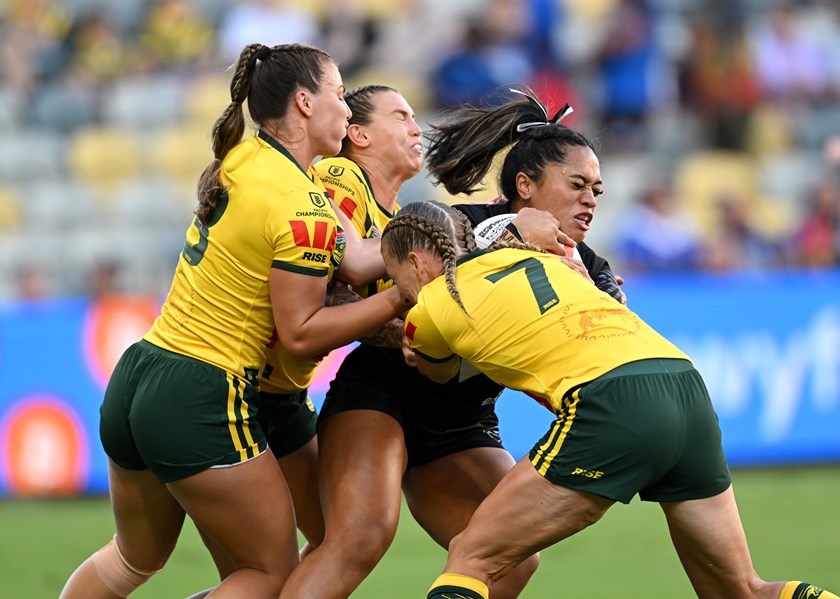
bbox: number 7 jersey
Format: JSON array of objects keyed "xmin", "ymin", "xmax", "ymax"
[{"xmin": 405, "ymin": 248, "xmax": 688, "ymax": 412}]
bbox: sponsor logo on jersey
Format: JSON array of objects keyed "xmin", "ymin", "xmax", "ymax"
[
  {"xmin": 309, "ymin": 192, "xmax": 327, "ymax": 209},
  {"xmin": 328, "ymin": 165, "xmax": 345, "ymax": 177},
  {"xmin": 289, "ymin": 220, "xmax": 337, "ymax": 251},
  {"xmin": 571, "ymin": 467, "xmax": 604, "ymax": 479}
]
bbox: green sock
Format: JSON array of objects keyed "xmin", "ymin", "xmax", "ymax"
[{"xmin": 427, "ymin": 573, "xmax": 489, "ymax": 599}]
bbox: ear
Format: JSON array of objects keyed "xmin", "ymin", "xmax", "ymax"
[
  {"xmin": 294, "ymin": 89, "xmax": 313, "ymax": 117},
  {"xmin": 346, "ymin": 124, "xmax": 370, "ymax": 148},
  {"xmin": 515, "ymin": 171, "xmax": 533, "ymax": 202}
]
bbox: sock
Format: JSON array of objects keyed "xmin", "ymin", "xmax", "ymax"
[
  {"xmin": 427, "ymin": 573, "xmax": 489, "ymax": 599},
  {"xmin": 779, "ymin": 581, "xmax": 840, "ymax": 599}
]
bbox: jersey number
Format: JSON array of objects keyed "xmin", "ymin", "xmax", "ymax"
[
  {"xmin": 182, "ymin": 194, "xmax": 229, "ymax": 266},
  {"xmin": 484, "ymin": 258, "xmax": 559, "ymax": 314}
]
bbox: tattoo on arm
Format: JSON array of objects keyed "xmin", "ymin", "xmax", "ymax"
[{"xmin": 326, "ymin": 282, "xmax": 406, "ymax": 348}]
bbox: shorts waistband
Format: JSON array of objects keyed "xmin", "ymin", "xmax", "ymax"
[{"xmin": 595, "ymin": 358, "xmax": 694, "ymax": 383}]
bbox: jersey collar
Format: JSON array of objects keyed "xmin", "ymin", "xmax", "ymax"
[{"xmin": 258, "ymin": 129, "xmax": 311, "ymax": 179}]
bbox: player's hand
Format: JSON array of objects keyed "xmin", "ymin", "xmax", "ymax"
[
  {"xmin": 558, "ymin": 255, "xmax": 593, "ymax": 284},
  {"xmin": 489, "ymin": 195, "xmax": 509, "ymax": 205},
  {"xmin": 616, "ymin": 273, "xmax": 627, "ymax": 305},
  {"xmin": 512, "ymin": 208, "xmax": 575, "ymax": 254},
  {"xmin": 401, "ymin": 336, "xmax": 417, "ymax": 368}
]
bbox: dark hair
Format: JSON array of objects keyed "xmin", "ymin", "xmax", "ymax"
[
  {"xmin": 338, "ymin": 84, "xmax": 399, "ymax": 156},
  {"xmin": 425, "ymin": 86, "xmax": 597, "ymax": 201},
  {"xmin": 196, "ymin": 43, "xmax": 333, "ymax": 224}
]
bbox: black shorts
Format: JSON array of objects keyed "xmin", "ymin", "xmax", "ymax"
[
  {"xmin": 257, "ymin": 390, "xmax": 318, "ymax": 458},
  {"xmin": 318, "ymin": 344, "xmax": 505, "ymax": 469}
]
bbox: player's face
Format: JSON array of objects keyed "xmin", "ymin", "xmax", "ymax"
[
  {"xmin": 516, "ymin": 145, "xmax": 602, "ymax": 244},
  {"xmin": 310, "ymin": 62, "xmax": 352, "ymax": 157},
  {"xmin": 362, "ymin": 91, "xmax": 423, "ymax": 180},
  {"xmin": 382, "ymin": 246, "xmax": 440, "ymax": 305}
]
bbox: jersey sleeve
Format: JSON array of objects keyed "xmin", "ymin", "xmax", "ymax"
[
  {"xmin": 404, "ymin": 303, "xmax": 455, "ymax": 363},
  {"xmin": 316, "ymin": 162, "xmax": 369, "ymax": 237},
  {"xmin": 267, "ymin": 189, "xmax": 340, "ymax": 277}
]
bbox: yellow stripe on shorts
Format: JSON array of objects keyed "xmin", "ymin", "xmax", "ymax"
[
  {"xmin": 225, "ymin": 373, "xmax": 252, "ymax": 461},
  {"xmin": 531, "ymin": 388, "xmax": 581, "ymax": 476}
]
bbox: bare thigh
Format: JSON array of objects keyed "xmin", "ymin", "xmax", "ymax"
[
  {"xmin": 660, "ymin": 485, "xmax": 783, "ymax": 599},
  {"xmin": 403, "ymin": 447, "xmax": 515, "ymax": 548},
  {"xmin": 277, "ymin": 436, "xmax": 324, "ymax": 548},
  {"xmin": 445, "ymin": 456, "xmax": 613, "ymax": 587},
  {"xmin": 167, "ymin": 451, "xmax": 299, "ymax": 579},
  {"xmin": 107, "ymin": 459, "xmax": 186, "ymax": 570}
]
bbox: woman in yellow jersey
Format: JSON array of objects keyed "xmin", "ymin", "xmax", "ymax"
[
  {"xmin": 380, "ymin": 201, "xmax": 838, "ymax": 599},
  {"xmin": 59, "ymin": 43, "xmax": 406, "ymax": 599}
]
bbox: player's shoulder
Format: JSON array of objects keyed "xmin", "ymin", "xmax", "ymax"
[{"xmin": 313, "ymin": 156, "xmax": 362, "ymax": 181}]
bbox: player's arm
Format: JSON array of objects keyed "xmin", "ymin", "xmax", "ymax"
[
  {"xmin": 270, "ymin": 268, "xmax": 406, "ymax": 359},
  {"xmin": 331, "ymin": 200, "xmax": 386, "ymax": 287},
  {"xmin": 326, "ymin": 281, "xmax": 406, "ymax": 348}
]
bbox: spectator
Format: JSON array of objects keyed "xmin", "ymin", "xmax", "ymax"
[
  {"xmin": 137, "ymin": 0, "xmax": 216, "ymax": 73},
  {"xmin": 431, "ymin": 0, "xmax": 536, "ymax": 109},
  {"xmin": 616, "ymin": 184, "xmax": 702, "ymax": 273},
  {"xmin": 748, "ymin": 2, "xmax": 831, "ymax": 105},
  {"xmin": 217, "ymin": 0, "xmax": 320, "ymax": 63},
  {"xmin": 591, "ymin": 0, "xmax": 675, "ymax": 152},
  {"xmin": 702, "ymin": 192, "xmax": 785, "ymax": 271},
  {"xmin": 681, "ymin": 13, "xmax": 762, "ymax": 150},
  {"xmin": 791, "ymin": 180, "xmax": 840, "ymax": 268}
]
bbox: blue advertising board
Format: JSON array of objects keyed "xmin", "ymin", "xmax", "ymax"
[{"xmin": 1, "ymin": 270, "xmax": 838, "ymax": 496}]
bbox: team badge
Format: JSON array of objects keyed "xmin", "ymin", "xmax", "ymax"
[
  {"xmin": 328, "ymin": 165, "xmax": 345, "ymax": 177},
  {"xmin": 309, "ymin": 192, "xmax": 327, "ymax": 208}
]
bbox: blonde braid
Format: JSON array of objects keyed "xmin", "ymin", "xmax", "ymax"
[{"xmin": 385, "ymin": 212, "xmax": 469, "ymax": 315}]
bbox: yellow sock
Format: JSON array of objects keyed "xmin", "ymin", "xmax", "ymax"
[
  {"xmin": 780, "ymin": 581, "xmax": 840, "ymax": 599},
  {"xmin": 427, "ymin": 572, "xmax": 489, "ymax": 599}
]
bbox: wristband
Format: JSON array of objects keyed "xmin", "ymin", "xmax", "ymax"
[{"xmin": 502, "ymin": 222, "xmax": 523, "ymax": 241}]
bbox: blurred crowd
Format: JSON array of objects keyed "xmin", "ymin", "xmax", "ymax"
[{"xmin": 1, "ymin": 0, "xmax": 840, "ymax": 299}]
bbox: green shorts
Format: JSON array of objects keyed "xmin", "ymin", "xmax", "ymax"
[
  {"xmin": 100, "ymin": 340, "xmax": 266, "ymax": 483},
  {"xmin": 257, "ymin": 390, "xmax": 318, "ymax": 458},
  {"xmin": 529, "ymin": 358, "xmax": 731, "ymax": 504}
]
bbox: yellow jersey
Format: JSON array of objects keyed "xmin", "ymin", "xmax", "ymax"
[
  {"xmin": 315, "ymin": 156, "xmax": 397, "ymax": 298},
  {"xmin": 404, "ymin": 248, "xmax": 689, "ymax": 412},
  {"xmin": 145, "ymin": 131, "xmax": 344, "ymax": 385}
]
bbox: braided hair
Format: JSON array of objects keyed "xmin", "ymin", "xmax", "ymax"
[
  {"xmin": 196, "ymin": 43, "xmax": 333, "ymax": 224},
  {"xmin": 382, "ymin": 201, "xmax": 545, "ymax": 314}
]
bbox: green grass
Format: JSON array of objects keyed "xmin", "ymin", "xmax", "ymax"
[{"xmin": 3, "ymin": 466, "xmax": 839, "ymax": 598}]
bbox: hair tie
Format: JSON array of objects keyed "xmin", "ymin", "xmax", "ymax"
[
  {"xmin": 515, "ymin": 103, "xmax": 574, "ymax": 132},
  {"xmin": 257, "ymin": 46, "xmax": 272, "ymax": 61}
]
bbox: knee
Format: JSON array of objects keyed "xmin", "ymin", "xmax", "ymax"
[
  {"xmin": 91, "ymin": 536, "xmax": 162, "ymax": 597},
  {"xmin": 326, "ymin": 519, "xmax": 397, "ymax": 572}
]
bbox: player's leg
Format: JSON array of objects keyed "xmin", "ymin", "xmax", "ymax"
[
  {"xmin": 403, "ymin": 447, "xmax": 539, "ymax": 599},
  {"xmin": 169, "ymin": 450, "xmax": 300, "ymax": 599},
  {"xmin": 276, "ymin": 435, "xmax": 323, "ymax": 556},
  {"xmin": 661, "ymin": 487, "xmax": 839, "ymax": 599},
  {"xmin": 59, "ymin": 460, "xmax": 186, "ymax": 599},
  {"xmin": 278, "ymin": 409, "xmax": 408, "ymax": 599},
  {"xmin": 427, "ymin": 455, "xmax": 614, "ymax": 598}
]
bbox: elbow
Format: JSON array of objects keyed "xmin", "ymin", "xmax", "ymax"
[
  {"xmin": 335, "ymin": 266, "xmax": 370, "ymax": 289},
  {"xmin": 280, "ymin": 334, "xmax": 322, "ymax": 361}
]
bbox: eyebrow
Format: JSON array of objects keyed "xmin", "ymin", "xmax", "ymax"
[{"xmin": 569, "ymin": 173, "xmax": 603, "ymax": 186}]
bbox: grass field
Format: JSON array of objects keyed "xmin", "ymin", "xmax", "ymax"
[{"xmin": 3, "ymin": 465, "xmax": 839, "ymax": 598}]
